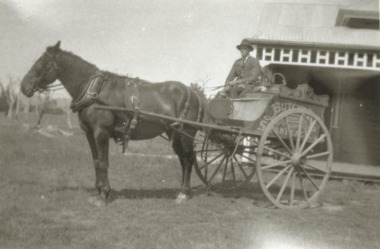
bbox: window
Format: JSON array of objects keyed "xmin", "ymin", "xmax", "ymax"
[{"xmin": 336, "ymin": 9, "xmax": 379, "ymax": 30}]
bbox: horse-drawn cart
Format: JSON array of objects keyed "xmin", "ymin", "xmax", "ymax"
[
  {"xmin": 193, "ymin": 83, "xmax": 332, "ymax": 209},
  {"xmin": 21, "ymin": 42, "xmax": 333, "ymax": 209},
  {"xmin": 96, "ymin": 82, "xmax": 333, "ymax": 209}
]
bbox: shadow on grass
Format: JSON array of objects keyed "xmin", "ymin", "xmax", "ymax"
[
  {"xmin": 109, "ymin": 182, "xmax": 273, "ymax": 206},
  {"xmin": 110, "ymin": 188, "xmax": 179, "ymax": 201},
  {"xmin": 51, "ymin": 186, "xmax": 94, "ymax": 193},
  {"xmin": 207, "ymin": 182, "xmax": 275, "ymax": 208}
]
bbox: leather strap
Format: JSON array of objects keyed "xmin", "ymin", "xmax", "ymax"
[
  {"xmin": 122, "ymin": 80, "xmax": 140, "ymax": 153},
  {"xmin": 70, "ymin": 71, "xmax": 105, "ymax": 112}
]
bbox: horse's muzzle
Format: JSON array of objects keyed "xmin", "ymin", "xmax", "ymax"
[{"xmin": 21, "ymin": 81, "xmax": 35, "ymax": 97}]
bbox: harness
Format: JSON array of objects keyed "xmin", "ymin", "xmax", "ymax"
[
  {"xmin": 121, "ymin": 80, "xmax": 140, "ymax": 152},
  {"xmin": 71, "ymin": 71, "xmax": 204, "ymax": 153},
  {"xmin": 70, "ymin": 71, "xmax": 105, "ymax": 112}
]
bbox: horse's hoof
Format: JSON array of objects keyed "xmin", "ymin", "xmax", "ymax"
[
  {"xmin": 175, "ymin": 193, "xmax": 188, "ymax": 204},
  {"xmin": 87, "ymin": 196, "xmax": 107, "ymax": 208}
]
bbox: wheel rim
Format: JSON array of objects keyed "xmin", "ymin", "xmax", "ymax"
[
  {"xmin": 193, "ymin": 131, "xmax": 256, "ymax": 189},
  {"xmin": 256, "ymin": 108, "xmax": 333, "ymax": 209}
]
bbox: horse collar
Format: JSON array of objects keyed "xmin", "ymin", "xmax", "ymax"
[{"xmin": 70, "ymin": 71, "xmax": 105, "ymax": 112}]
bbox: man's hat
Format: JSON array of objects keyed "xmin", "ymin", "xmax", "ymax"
[{"xmin": 236, "ymin": 40, "xmax": 253, "ymax": 51}]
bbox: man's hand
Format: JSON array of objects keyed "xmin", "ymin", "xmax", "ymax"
[
  {"xmin": 229, "ymin": 80, "xmax": 243, "ymax": 86},
  {"xmin": 253, "ymin": 85, "xmax": 267, "ymax": 92}
]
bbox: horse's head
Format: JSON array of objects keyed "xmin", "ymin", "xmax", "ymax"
[{"xmin": 21, "ymin": 41, "xmax": 61, "ymax": 97}]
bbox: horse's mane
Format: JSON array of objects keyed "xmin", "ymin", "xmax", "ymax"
[
  {"xmin": 59, "ymin": 50, "xmax": 98, "ymax": 70},
  {"xmin": 57, "ymin": 50, "xmax": 99, "ymax": 83},
  {"xmin": 101, "ymin": 71, "xmax": 151, "ymax": 85},
  {"xmin": 58, "ymin": 49, "xmax": 152, "ymax": 86}
]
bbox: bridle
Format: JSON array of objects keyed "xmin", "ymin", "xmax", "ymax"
[{"xmin": 32, "ymin": 51, "xmax": 64, "ymax": 93}]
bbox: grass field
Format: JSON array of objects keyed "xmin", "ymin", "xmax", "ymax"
[{"xmin": 0, "ymin": 113, "xmax": 379, "ymax": 249}]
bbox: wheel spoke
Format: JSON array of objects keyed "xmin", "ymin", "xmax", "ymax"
[
  {"xmin": 265, "ymin": 164, "xmax": 292, "ymax": 189},
  {"xmin": 289, "ymin": 171, "xmax": 296, "ymax": 206},
  {"xmin": 208, "ymin": 156, "xmax": 226, "ymax": 183},
  {"xmin": 241, "ymin": 154, "xmax": 256, "ymax": 163},
  {"xmin": 300, "ymin": 119, "xmax": 317, "ymax": 152},
  {"xmin": 262, "ymin": 159, "xmax": 292, "ymax": 170},
  {"xmin": 300, "ymin": 134, "xmax": 327, "ymax": 157},
  {"xmin": 296, "ymin": 113, "xmax": 304, "ymax": 150},
  {"xmin": 263, "ymin": 145, "xmax": 292, "ymax": 159},
  {"xmin": 221, "ymin": 157, "xmax": 229, "ymax": 184},
  {"xmin": 233, "ymin": 155, "xmax": 249, "ymax": 178},
  {"xmin": 198, "ymin": 152, "xmax": 224, "ymax": 171},
  {"xmin": 303, "ymin": 163, "xmax": 328, "ymax": 174},
  {"xmin": 272, "ymin": 127, "xmax": 293, "ymax": 154},
  {"xmin": 297, "ymin": 169, "xmax": 309, "ymax": 201},
  {"xmin": 285, "ymin": 116, "xmax": 295, "ymax": 151},
  {"xmin": 276, "ymin": 167, "xmax": 294, "ymax": 202},
  {"xmin": 300, "ymin": 166, "xmax": 320, "ymax": 191},
  {"xmin": 306, "ymin": 151, "xmax": 331, "ymax": 160},
  {"xmin": 230, "ymin": 159, "xmax": 236, "ymax": 184}
]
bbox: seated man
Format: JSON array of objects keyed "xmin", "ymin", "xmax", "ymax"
[{"xmin": 220, "ymin": 40, "xmax": 263, "ymax": 98}]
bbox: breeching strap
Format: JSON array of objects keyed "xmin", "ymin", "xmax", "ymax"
[{"xmin": 122, "ymin": 80, "xmax": 140, "ymax": 153}]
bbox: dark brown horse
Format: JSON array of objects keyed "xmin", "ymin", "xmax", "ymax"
[{"xmin": 21, "ymin": 41, "xmax": 204, "ymax": 206}]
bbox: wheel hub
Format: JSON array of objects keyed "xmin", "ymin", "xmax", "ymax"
[{"xmin": 291, "ymin": 152, "xmax": 306, "ymax": 166}]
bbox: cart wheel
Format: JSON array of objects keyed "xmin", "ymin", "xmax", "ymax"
[
  {"xmin": 193, "ymin": 130, "xmax": 256, "ymax": 189},
  {"xmin": 256, "ymin": 108, "xmax": 333, "ymax": 209}
]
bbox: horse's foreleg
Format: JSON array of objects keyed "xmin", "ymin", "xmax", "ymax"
[{"xmin": 84, "ymin": 131, "xmax": 100, "ymax": 192}]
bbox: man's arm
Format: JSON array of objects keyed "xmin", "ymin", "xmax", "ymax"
[{"xmin": 237, "ymin": 58, "xmax": 262, "ymax": 85}]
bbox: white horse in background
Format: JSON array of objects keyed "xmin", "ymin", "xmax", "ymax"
[
  {"xmin": 16, "ymin": 90, "xmax": 43, "ymax": 121},
  {"xmin": 1, "ymin": 76, "xmax": 43, "ymax": 121},
  {"xmin": 1, "ymin": 77, "xmax": 72, "ymax": 130},
  {"xmin": 52, "ymin": 97, "xmax": 72, "ymax": 129}
]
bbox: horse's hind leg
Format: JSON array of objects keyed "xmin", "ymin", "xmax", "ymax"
[
  {"xmin": 172, "ymin": 129, "xmax": 197, "ymax": 203},
  {"xmin": 83, "ymin": 129, "xmax": 103, "ymax": 207},
  {"xmin": 92, "ymin": 128, "xmax": 111, "ymax": 206}
]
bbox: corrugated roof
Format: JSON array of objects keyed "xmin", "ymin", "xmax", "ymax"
[{"xmin": 253, "ymin": 1, "xmax": 380, "ymax": 48}]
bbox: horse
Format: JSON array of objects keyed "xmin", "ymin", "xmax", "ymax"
[{"xmin": 20, "ymin": 41, "xmax": 204, "ymax": 207}]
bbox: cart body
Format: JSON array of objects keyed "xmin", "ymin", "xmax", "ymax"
[{"xmin": 208, "ymin": 83, "xmax": 330, "ymax": 142}]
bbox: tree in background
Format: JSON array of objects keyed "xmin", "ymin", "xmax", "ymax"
[
  {"xmin": 0, "ymin": 79, "xmax": 7, "ymax": 113},
  {"xmin": 190, "ymin": 75, "xmax": 212, "ymax": 103},
  {"xmin": 1, "ymin": 76, "xmax": 19, "ymax": 118},
  {"xmin": 0, "ymin": 75, "xmax": 45, "ymax": 122}
]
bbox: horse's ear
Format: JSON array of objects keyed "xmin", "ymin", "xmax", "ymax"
[
  {"xmin": 47, "ymin": 41, "xmax": 61, "ymax": 54},
  {"xmin": 53, "ymin": 41, "xmax": 61, "ymax": 49}
]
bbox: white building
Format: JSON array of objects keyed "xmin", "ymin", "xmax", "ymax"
[{"xmin": 246, "ymin": 0, "xmax": 380, "ymax": 165}]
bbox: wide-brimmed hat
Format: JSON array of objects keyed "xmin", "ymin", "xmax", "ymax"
[{"xmin": 236, "ymin": 40, "xmax": 253, "ymax": 51}]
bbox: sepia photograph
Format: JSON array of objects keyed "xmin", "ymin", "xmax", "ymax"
[{"xmin": 0, "ymin": 0, "xmax": 379, "ymax": 248}]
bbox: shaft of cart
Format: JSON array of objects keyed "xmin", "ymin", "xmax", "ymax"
[{"xmin": 93, "ymin": 104, "xmax": 260, "ymax": 137}]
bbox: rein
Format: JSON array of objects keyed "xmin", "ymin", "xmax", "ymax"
[
  {"xmin": 205, "ymin": 72, "xmax": 288, "ymax": 92},
  {"xmin": 39, "ymin": 83, "xmax": 65, "ymax": 92}
]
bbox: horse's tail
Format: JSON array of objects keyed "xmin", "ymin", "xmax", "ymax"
[{"xmin": 189, "ymin": 87, "xmax": 214, "ymax": 126}]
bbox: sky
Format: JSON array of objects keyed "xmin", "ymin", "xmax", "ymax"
[{"xmin": 0, "ymin": 0, "xmax": 263, "ymax": 96}]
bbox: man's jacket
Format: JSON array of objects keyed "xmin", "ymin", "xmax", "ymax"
[{"xmin": 225, "ymin": 56, "xmax": 262, "ymax": 85}]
